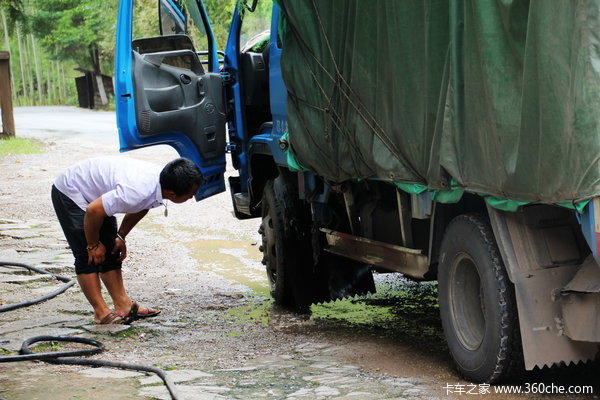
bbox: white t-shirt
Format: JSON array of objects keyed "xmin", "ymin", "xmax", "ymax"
[{"xmin": 54, "ymin": 156, "xmax": 164, "ymax": 216}]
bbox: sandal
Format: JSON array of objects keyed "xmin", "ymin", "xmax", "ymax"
[
  {"xmin": 118, "ymin": 301, "xmax": 161, "ymax": 324},
  {"xmin": 135, "ymin": 302, "xmax": 161, "ymax": 319},
  {"xmin": 98, "ymin": 312, "xmax": 124, "ymax": 325},
  {"xmin": 120, "ymin": 302, "xmax": 139, "ymax": 324}
]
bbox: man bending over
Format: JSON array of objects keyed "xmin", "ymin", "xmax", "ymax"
[{"xmin": 52, "ymin": 156, "xmax": 203, "ymax": 324}]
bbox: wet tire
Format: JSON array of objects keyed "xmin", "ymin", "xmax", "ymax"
[
  {"xmin": 438, "ymin": 213, "xmax": 522, "ymax": 383},
  {"xmin": 259, "ymin": 177, "xmax": 317, "ymax": 308}
]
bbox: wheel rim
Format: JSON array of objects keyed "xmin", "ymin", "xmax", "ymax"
[
  {"xmin": 261, "ymin": 203, "xmax": 278, "ymax": 291},
  {"xmin": 449, "ymin": 252, "xmax": 486, "ymax": 351}
]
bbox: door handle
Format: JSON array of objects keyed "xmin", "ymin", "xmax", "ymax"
[{"xmin": 180, "ymin": 74, "xmax": 192, "ymax": 84}]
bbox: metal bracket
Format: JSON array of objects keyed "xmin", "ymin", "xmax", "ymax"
[
  {"xmin": 225, "ymin": 143, "xmax": 238, "ymax": 153},
  {"xmin": 220, "ymin": 70, "xmax": 235, "ymax": 85}
]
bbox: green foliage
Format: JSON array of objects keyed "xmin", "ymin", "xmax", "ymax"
[
  {"xmin": 0, "ymin": 137, "xmax": 43, "ymax": 157},
  {"xmin": 31, "ymin": 341, "xmax": 61, "ymax": 353},
  {"xmin": 131, "ymin": 0, "xmax": 237, "ymax": 50},
  {"xmin": 27, "ymin": 0, "xmax": 117, "ymax": 72},
  {"xmin": 133, "ymin": 0, "xmax": 159, "ymax": 39},
  {"xmin": 0, "ymin": 0, "xmax": 24, "ymax": 33},
  {"xmin": 1, "ymin": 0, "xmax": 273, "ymax": 107},
  {"xmin": 226, "ymin": 299, "xmax": 272, "ymax": 328},
  {"xmin": 238, "ymin": 0, "xmax": 272, "ymax": 49},
  {"xmin": 204, "ymin": 0, "xmax": 237, "ymax": 49}
]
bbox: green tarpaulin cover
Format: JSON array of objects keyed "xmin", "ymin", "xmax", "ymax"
[{"xmin": 278, "ymin": 0, "xmax": 600, "ymax": 206}]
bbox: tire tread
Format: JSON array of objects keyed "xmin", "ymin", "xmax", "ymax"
[{"xmin": 441, "ymin": 213, "xmax": 523, "ymax": 383}]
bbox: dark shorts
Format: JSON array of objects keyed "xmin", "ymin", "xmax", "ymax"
[{"xmin": 51, "ymin": 185, "xmax": 122, "ymax": 275}]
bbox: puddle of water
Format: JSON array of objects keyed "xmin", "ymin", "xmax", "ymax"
[
  {"xmin": 187, "ymin": 238, "xmax": 269, "ymax": 295},
  {"xmin": 185, "ymin": 232, "xmax": 444, "ymax": 351},
  {"xmin": 141, "ymin": 214, "xmax": 268, "ymax": 294}
]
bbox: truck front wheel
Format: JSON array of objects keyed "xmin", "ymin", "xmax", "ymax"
[
  {"xmin": 438, "ymin": 213, "xmax": 522, "ymax": 383},
  {"xmin": 259, "ymin": 177, "xmax": 317, "ymax": 308}
]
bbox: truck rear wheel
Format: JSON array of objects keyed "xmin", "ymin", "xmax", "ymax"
[{"xmin": 438, "ymin": 213, "xmax": 522, "ymax": 383}]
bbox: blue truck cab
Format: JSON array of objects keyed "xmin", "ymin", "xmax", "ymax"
[
  {"xmin": 115, "ymin": 0, "xmax": 600, "ymax": 384},
  {"xmin": 115, "ymin": 0, "xmax": 287, "ymax": 209}
]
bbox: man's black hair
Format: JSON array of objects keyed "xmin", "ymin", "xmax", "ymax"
[{"xmin": 160, "ymin": 158, "xmax": 204, "ymax": 196}]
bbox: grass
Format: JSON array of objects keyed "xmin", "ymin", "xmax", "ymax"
[
  {"xmin": 226, "ymin": 299, "xmax": 272, "ymax": 328},
  {"xmin": 32, "ymin": 341, "xmax": 61, "ymax": 353},
  {"xmin": 116, "ymin": 327, "xmax": 147, "ymax": 339},
  {"xmin": 154, "ymin": 363, "xmax": 179, "ymax": 371},
  {"xmin": 0, "ymin": 137, "xmax": 44, "ymax": 157}
]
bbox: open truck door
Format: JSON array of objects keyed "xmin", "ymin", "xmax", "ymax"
[{"xmin": 115, "ymin": 0, "xmax": 225, "ymax": 200}]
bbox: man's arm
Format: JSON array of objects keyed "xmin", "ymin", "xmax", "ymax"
[
  {"xmin": 84, "ymin": 197, "xmax": 108, "ymax": 265},
  {"xmin": 118, "ymin": 209, "xmax": 149, "ymax": 238},
  {"xmin": 112, "ymin": 209, "xmax": 149, "ymax": 262}
]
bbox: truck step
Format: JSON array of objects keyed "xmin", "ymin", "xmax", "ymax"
[{"xmin": 233, "ymin": 192, "xmax": 251, "ymax": 215}]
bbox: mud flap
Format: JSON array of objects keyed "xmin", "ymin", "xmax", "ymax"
[
  {"xmin": 287, "ymin": 250, "xmax": 375, "ymax": 307},
  {"xmin": 310, "ymin": 226, "xmax": 376, "ymax": 303},
  {"xmin": 560, "ymin": 256, "xmax": 600, "ymax": 342},
  {"xmin": 487, "ymin": 205, "xmax": 599, "ymax": 369},
  {"xmin": 322, "ymin": 255, "xmax": 375, "ymax": 301}
]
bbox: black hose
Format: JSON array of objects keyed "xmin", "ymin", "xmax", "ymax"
[
  {"xmin": 0, "ymin": 261, "xmax": 180, "ymax": 400},
  {"xmin": 0, "ymin": 261, "xmax": 75, "ymax": 312},
  {"xmin": 0, "ymin": 335, "xmax": 104, "ymax": 362}
]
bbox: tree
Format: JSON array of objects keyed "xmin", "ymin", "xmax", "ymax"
[
  {"xmin": 0, "ymin": 0, "xmax": 24, "ymax": 32},
  {"xmin": 1, "ymin": 0, "xmax": 24, "ymax": 95},
  {"xmin": 27, "ymin": 0, "xmax": 117, "ymax": 106}
]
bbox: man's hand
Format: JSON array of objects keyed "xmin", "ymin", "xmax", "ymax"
[
  {"xmin": 84, "ymin": 197, "xmax": 108, "ymax": 266},
  {"xmin": 112, "ymin": 236, "xmax": 127, "ymax": 262},
  {"xmin": 87, "ymin": 242, "xmax": 106, "ymax": 265}
]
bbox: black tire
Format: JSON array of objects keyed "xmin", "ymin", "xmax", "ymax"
[
  {"xmin": 259, "ymin": 175, "xmax": 375, "ymax": 307},
  {"xmin": 438, "ymin": 213, "xmax": 522, "ymax": 383},
  {"xmin": 259, "ymin": 177, "xmax": 317, "ymax": 308}
]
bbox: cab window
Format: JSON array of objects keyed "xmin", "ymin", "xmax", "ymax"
[
  {"xmin": 133, "ymin": 0, "xmax": 160, "ymax": 39},
  {"xmin": 181, "ymin": 0, "xmax": 209, "ymax": 55},
  {"xmin": 134, "ymin": 0, "xmax": 209, "ymax": 60},
  {"xmin": 240, "ymin": 0, "xmax": 273, "ymax": 53},
  {"xmin": 160, "ymin": 0, "xmax": 186, "ymax": 35}
]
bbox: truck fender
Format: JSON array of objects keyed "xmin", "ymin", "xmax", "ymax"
[{"xmin": 486, "ymin": 205, "xmax": 599, "ymax": 370}]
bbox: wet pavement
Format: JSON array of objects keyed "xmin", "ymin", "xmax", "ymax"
[{"xmin": 0, "ymin": 217, "xmax": 430, "ymax": 399}]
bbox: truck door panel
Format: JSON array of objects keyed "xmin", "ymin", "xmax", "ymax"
[{"xmin": 132, "ymin": 35, "xmax": 225, "ymax": 161}]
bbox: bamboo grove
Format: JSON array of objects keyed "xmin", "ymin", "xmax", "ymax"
[{"xmin": 1, "ymin": 8, "xmax": 76, "ymax": 107}]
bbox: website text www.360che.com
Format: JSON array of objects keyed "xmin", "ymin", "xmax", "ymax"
[{"xmin": 444, "ymin": 382, "xmax": 594, "ymax": 395}]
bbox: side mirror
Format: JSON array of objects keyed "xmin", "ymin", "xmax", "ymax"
[{"xmin": 245, "ymin": 0, "xmax": 258, "ymax": 12}]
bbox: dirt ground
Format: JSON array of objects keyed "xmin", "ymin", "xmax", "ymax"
[{"xmin": 0, "ymin": 107, "xmax": 598, "ymax": 400}]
